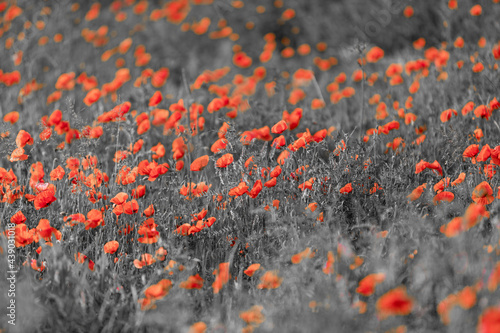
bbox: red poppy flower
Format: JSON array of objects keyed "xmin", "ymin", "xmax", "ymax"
[
  {"xmin": 30, "ymin": 259, "xmax": 46, "ymax": 272},
  {"xmin": 291, "ymin": 247, "xmax": 314, "ymax": 264},
  {"xmin": 474, "ymin": 105, "xmax": 492, "ymax": 120},
  {"xmin": 35, "ymin": 219, "xmax": 61, "ymax": 243},
  {"xmin": 64, "ymin": 213, "xmax": 86, "ymax": 226},
  {"xmin": 340, "ymin": 183, "xmax": 353, "ymax": 194},
  {"xmin": 472, "ymin": 62, "xmax": 484, "ymax": 73},
  {"xmin": 75, "ymin": 252, "xmax": 95, "ymax": 271},
  {"xmin": 244, "ymin": 263, "xmax": 261, "ymax": 277},
  {"xmin": 239, "ymin": 305, "xmax": 265, "ymax": 327},
  {"xmin": 104, "ymin": 240, "xmax": 119, "ymax": 254},
  {"xmin": 440, "ymin": 109, "xmax": 457, "ymax": 123},
  {"xmin": 492, "ymin": 146, "xmax": 500, "ymax": 165},
  {"xmin": 191, "ymin": 208, "xmax": 208, "ymax": 222},
  {"xmin": 173, "ymin": 223, "xmax": 190, "ymax": 236},
  {"xmin": 211, "ymin": 138, "xmax": 228, "ymax": 153},
  {"xmin": 272, "ymin": 135, "xmax": 286, "ymax": 150},
  {"xmin": 151, "ymin": 68, "xmax": 169, "ymax": 88},
  {"xmin": 487, "ymin": 262, "xmax": 500, "ymax": 291},
  {"xmin": 134, "ymin": 253, "xmax": 156, "ymax": 269},
  {"xmin": 188, "ymin": 322, "xmax": 207, "ymax": 333},
  {"xmin": 463, "ymin": 144, "xmax": 480, "ymax": 163},
  {"xmin": 37, "ymin": 126, "xmax": 52, "ymax": 141},
  {"xmin": 477, "ymin": 145, "xmax": 492, "ymax": 163},
  {"xmin": 456, "ymin": 286, "xmax": 476, "ymax": 310},
  {"xmin": 144, "ymin": 279, "xmax": 172, "ymax": 301},
  {"xmin": 85, "ymin": 209, "xmax": 103, "ymax": 230},
  {"xmin": 464, "ymin": 203, "xmax": 489, "ymax": 230},
  {"xmin": 233, "ymin": 51, "xmax": 252, "ymax": 68},
  {"xmin": 433, "ymin": 191, "xmax": 455, "ymax": 205},
  {"xmin": 437, "ymin": 293, "xmax": 457, "ymax": 325},
  {"xmin": 216, "ymin": 154, "xmax": 234, "ymax": 168},
  {"xmin": 149, "ymin": 91, "xmax": 163, "ymax": 107},
  {"xmin": 366, "ymin": 46, "xmax": 384, "ymax": 63},
  {"xmin": 137, "ymin": 218, "xmax": 159, "ymax": 243},
  {"xmin": 85, "ymin": 3, "xmax": 101, "ymax": 21},
  {"xmin": 55, "ymin": 72, "xmax": 75, "ymax": 90},
  {"xmin": 277, "ymin": 150, "xmax": 291, "ymax": 165},
  {"xmin": 229, "ymin": 181, "xmax": 249, "ymax": 197},
  {"xmin": 10, "ymin": 147, "xmax": 28, "ymax": 162},
  {"xmin": 137, "ymin": 118, "xmax": 151, "ymax": 135},
  {"xmin": 484, "ymin": 164, "xmax": 496, "ymax": 179},
  {"xmin": 212, "ymin": 262, "xmax": 231, "ymax": 294},
  {"xmin": 264, "ymin": 177, "xmax": 277, "ymax": 188},
  {"xmin": 271, "ymin": 120, "xmax": 288, "ymax": 134},
  {"xmin": 283, "ymin": 108, "xmax": 303, "ymax": 130},
  {"xmin": 83, "ymin": 88, "xmax": 101, "ymax": 106},
  {"xmin": 433, "ymin": 178, "xmax": 450, "ymax": 194},
  {"xmin": 472, "ymin": 181, "xmax": 494, "ymax": 205},
  {"xmin": 298, "ymin": 178, "xmax": 315, "ymax": 191},
  {"xmin": 111, "ymin": 192, "xmax": 129, "ymax": 205},
  {"xmin": 179, "ymin": 274, "xmax": 204, "ymax": 289},
  {"xmin": 403, "ymin": 5, "xmax": 414, "ymax": 17},
  {"xmin": 175, "ymin": 160, "xmax": 184, "ymax": 171},
  {"xmin": 207, "ymin": 97, "xmax": 227, "ymax": 113},
  {"xmin": 322, "ymin": 251, "xmax": 335, "ymax": 275},
  {"xmin": 356, "ymin": 273, "xmax": 386, "ymax": 296},
  {"xmin": 470, "ymin": 4, "xmax": 482, "ymax": 16},
  {"xmin": 151, "ymin": 109, "xmax": 169, "ymax": 126},
  {"xmin": 440, "ymin": 217, "xmax": 464, "ymax": 238},
  {"xmin": 269, "ymin": 165, "xmax": 281, "ymax": 177},
  {"xmin": 10, "ymin": 211, "xmax": 26, "ymax": 224},
  {"xmin": 151, "ymin": 142, "xmax": 165, "ymax": 159},
  {"xmin": 413, "ymin": 38, "xmax": 425, "ymax": 50},
  {"xmin": 451, "ymin": 173, "xmax": 466, "ymax": 186},
  {"xmin": 490, "ymin": 98, "xmax": 500, "ymax": 110},
  {"xmin": 143, "ymin": 204, "xmax": 155, "ymax": 217},
  {"xmin": 113, "ymin": 150, "xmax": 130, "ymax": 163},
  {"xmin": 248, "ymin": 179, "xmax": 262, "ymax": 198},
  {"xmin": 257, "ymin": 270, "xmax": 282, "ymax": 289},
  {"xmin": 14, "ymin": 224, "xmax": 34, "ymax": 247},
  {"xmin": 376, "ymin": 286, "xmax": 414, "ymax": 319},
  {"xmin": 34, "ymin": 186, "xmax": 57, "ymax": 210},
  {"xmin": 123, "ymin": 199, "xmax": 139, "ymax": 214},
  {"xmin": 15, "ymin": 130, "xmax": 33, "ymax": 148},
  {"xmin": 191, "ymin": 155, "xmax": 209, "ymax": 171},
  {"xmin": 47, "ymin": 110, "xmax": 62, "ymax": 126},
  {"xmin": 3, "ymin": 111, "xmax": 19, "ymax": 124},
  {"xmin": 477, "ymin": 306, "xmax": 500, "ymax": 333},
  {"xmin": 415, "ymin": 159, "xmax": 443, "ymax": 176}
]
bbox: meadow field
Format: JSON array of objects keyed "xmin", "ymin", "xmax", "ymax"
[{"xmin": 1, "ymin": 0, "xmax": 500, "ymax": 332}]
